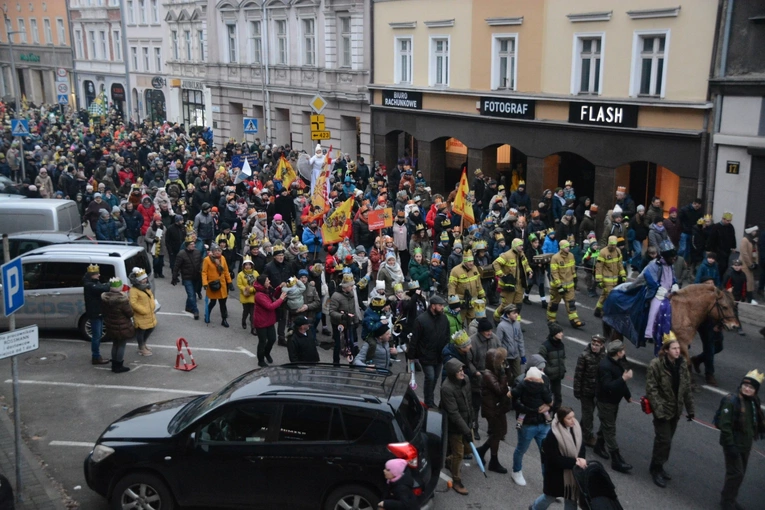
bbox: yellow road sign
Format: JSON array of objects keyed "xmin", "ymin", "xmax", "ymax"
[
  {"xmin": 310, "ymin": 114, "xmax": 325, "ymax": 132},
  {"xmin": 311, "ymin": 130, "xmax": 331, "ymax": 140}
]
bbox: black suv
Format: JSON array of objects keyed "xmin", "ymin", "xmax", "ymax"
[{"xmin": 84, "ymin": 364, "xmax": 446, "ymax": 510}]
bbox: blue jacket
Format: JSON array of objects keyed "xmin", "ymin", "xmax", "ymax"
[
  {"xmin": 543, "ymin": 236, "xmax": 559, "ymax": 254},
  {"xmin": 695, "ymin": 259, "xmax": 721, "ymax": 287},
  {"xmin": 95, "ymin": 217, "xmax": 119, "ymax": 241},
  {"xmin": 361, "ymin": 308, "xmax": 385, "ymax": 340},
  {"xmin": 492, "ymin": 241, "xmax": 509, "ymax": 259},
  {"xmin": 552, "ymin": 196, "xmax": 564, "ymax": 221},
  {"xmin": 301, "ymin": 227, "xmax": 323, "ymax": 254}
]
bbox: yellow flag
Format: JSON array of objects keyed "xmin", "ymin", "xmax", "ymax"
[
  {"xmin": 321, "ymin": 197, "xmax": 354, "ymax": 245},
  {"xmin": 275, "ymin": 156, "xmax": 297, "ymax": 189},
  {"xmin": 307, "ymin": 165, "xmax": 331, "ymax": 222},
  {"xmin": 452, "ymin": 169, "xmax": 475, "ymax": 224}
]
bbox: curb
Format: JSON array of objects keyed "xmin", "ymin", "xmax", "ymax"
[{"xmin": 0, "ymin": 405, "xmax": 68, "ymax": 510}]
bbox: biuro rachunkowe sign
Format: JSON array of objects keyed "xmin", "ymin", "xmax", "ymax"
[
  {"xmin": 381, "ymin": 89, "xmax": 423, "ymax": 110},
  {"xmin": 568, "ymin": 101, "xmax": 639, "ymax": 128}
]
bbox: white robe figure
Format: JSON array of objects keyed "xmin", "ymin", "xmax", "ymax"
[{"xmin": 309, "ymin": 144, "xmax": 325, "ymax": 195}]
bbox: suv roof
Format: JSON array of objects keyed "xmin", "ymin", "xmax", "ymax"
[
  {"xmin": 219, "ymin": 365, "xmax": 411, "ymax": 406},
  {"xmin": 8, "ymin": 231, "xmax": 90, "ymax": 242},
  {"xmin": 23, "ymin": 244, "xmax": 142, "ymax": 258}
]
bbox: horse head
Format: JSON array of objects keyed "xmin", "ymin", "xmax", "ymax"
[{"xmin": 712, "ymin": 287, "xmax": 741, "ymax": 331}]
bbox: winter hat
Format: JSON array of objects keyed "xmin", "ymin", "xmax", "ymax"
[
  {"xmin": 385, "ymin": 458, "xmax": 408, "ymax": 482},
  {"xmin": 745, "ymin": 225, "xmax": 758, "ymax": 235},
  {"xmin": 548, "ymin": 322, "xmax": 564, "ymax": 337},
  {"xmin": 477, "ymin": 318, "xmax": 494, "ymax": 333},
  {"xmin": 637, "ymin": 204, "xmax": 645, "ymax": 212},
  {"xmin": 669, "ymin": 207, "xmax": 678, "ymax": 214},
  {"xmin": 527, "ymin": 354, "xmax": 546, "ymax": 370},
  {"xmin": 559, "ymin": 240, "xmax": 570, "ymax": 250},
  {"xmin": 99, "ymin": 209, "xmax": 110, "ymax": 218},
  {"xmin": 607, "ymin": 340, "xmax": 625, "ymax": 356},
  {"xmin": 526, "ymin": 367, "xmax": 544, "ymax": 381},
  {"xmin": 274, "ymin": 213, "xmax": 283, "ymax": 221},
  {"xmin": 373, "ymin": 323, "xmax": 390, "ymax": 338}
]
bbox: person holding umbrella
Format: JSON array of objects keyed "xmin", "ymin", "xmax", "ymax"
[{"xmin": 440, "ymin": 358, "xmax": 475, "ymax": 495}]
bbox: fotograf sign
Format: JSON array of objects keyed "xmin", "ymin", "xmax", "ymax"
[
  {"xmin": 569, "ymin": 102, "xmax": 639, "ymax": 128},
  {"xmin": 479, "ymin": 97, "xmax": 535, "ymax": 120},
  {"xmin": 381, "ymin": 90, "xmax": 423, "ymax": 110}
]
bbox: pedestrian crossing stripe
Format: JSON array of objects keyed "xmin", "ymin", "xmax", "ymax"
[{"xmin": 11, "ymin": 119, "xmax": 29, "ymax": 136}]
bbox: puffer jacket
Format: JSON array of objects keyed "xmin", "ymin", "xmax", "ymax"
[
  {"xmin": 128, "ymin": 286, "xmax": 157, "ymax": 330},
  {"xmin": 252, "ymin": 281, "xmax": 285, "ymax": 329},
  {"xmin": 302, "ymin": 281, "xmax": 321, "ymax": 322},
  {"xmin": 539, "ymin": 335, "xmax": 566, "ymax": 382},
  {"xmin": 83, "ymin": 276, "xmax": 110, "ymax": 319},
  {"xmin": 329, "ymin": 289, "xmax": 359, "ymax": 325},
  {"xmin": 441, "ymin": 343, "xmax": 479, "ymax": 392},
  {"xmin": 573, "ymin": 344, "xmax": 605, "ymax": 399},
  {"xmin": 512, "ymin": 372, "xmax": 553, "ymax": 425},
  {"xmin": 173, "ymin": 247, "xmax": 203, "ymax": 282},
  {"xmin": 237, "ymin": 270, "xmax": 258, "ymax": 304},
  {"xmin": 440, "ymin": 358, "xmax": 474, "ymax": 435},
  {"xmin": 353, "ymin": 340, "xmax": 391, "ymax": 369},
  {"xmin": 645, "ymin": 355, "xmax": 695, "ymax": 421},
  {"xmin": 470, "ymin": 331, "xmax": 501, "ymax": 372},
  {"xmin": 497, "ymin": 315, "xmax": 524, "ymax": 359},
  {"xmin": 481, "ymin": 349, "xmax": 511, "ymax": 418},
  {"xmin": 101, "ymin": 291, "xmax": 135, "ymax": 341}
]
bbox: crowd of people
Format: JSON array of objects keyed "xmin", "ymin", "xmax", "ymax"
[{"xmin": 4, "ymin": 104, "xmax": 765, "ymax": 510}]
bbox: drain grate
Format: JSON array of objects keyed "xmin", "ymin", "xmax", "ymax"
[{"xmin": 25, "ymin": 353, "xmax": 68, "ymax": 366}]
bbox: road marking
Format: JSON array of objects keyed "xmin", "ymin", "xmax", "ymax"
[
  {"xmin": 575, "ymin": 302, "xmax": 594, "ymax": 311},
  {"xmin": 238, "ymin": 347, "xmax": 256, "ymax": 358},
  {"xmin": 129, "ymin": 362, "xmax": 170, "ymax": 369},
  {"xmin": 156, "ymin": 311, "xmax": 194, "ymax": 317},
  {"xmin": 5, "ymin": 379, "xmax": 206, "ymax": 395},
  {"xmin": 439, "ymin": 471, "xmax": 452, "ymax": 483},
  {"xmin": 46, "ymin": 338, "xmax": 253, "ymax": 356},
  {"xmin": 49, "ymin": 441, "xmax": 93, "ymax": 447}
]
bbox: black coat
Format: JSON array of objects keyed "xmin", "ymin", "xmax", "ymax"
[
  {"xmin": 173, "ymin": 248, "xmax": 203, "ymax": 281},
  {"xmin": 541, "ymin": 427, "xmax": 586, "ymax": 499},
  {"xmin": 264, "ymin": 258, "xmax": 293, "ymax": 287},
  {"xmin": 380, "ymin": 470, "xmax": 419, "ymax": 510},
  {"xmin": 597, "ymin": 356, "xmax": 631, "ymax": 405},
  {"xmin": 287, "ymin": 330, "xmax": 320, "ymax": 362},
  {"xmin": 410, "ymin": 309, "xmax": 450, "ymax": 366},
  {"xmin": 83, "ymin": 276, "xmax": 110, "ymax": 319}
]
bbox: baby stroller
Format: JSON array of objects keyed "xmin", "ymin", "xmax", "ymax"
[{"xmin": 575, "ymin": 461, "xmax": 624, "ymax": 510}]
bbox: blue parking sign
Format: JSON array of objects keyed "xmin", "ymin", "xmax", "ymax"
[{"xmin": 2, "ymin": 257, "xmax": 24, "ymax": 317}]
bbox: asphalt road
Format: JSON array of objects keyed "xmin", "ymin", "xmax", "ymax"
[{"xmin": 0, "ymin": 277, "xmax": 763, "ymax": 510}]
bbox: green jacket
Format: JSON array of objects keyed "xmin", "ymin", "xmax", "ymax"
[
  {"xmin": 645, "ymin": 356, "xmax": 694, "ymax": 421},
  {"xmin": 445, "ymin": 310, "xmax": 462, "ymax": 336},
  {"xmin": 408, "ymin": 259, "xmax": 431, "ymax": 290},
  {"xmin": 539, "ymin": 336, "xmax": 566, "ymax": 382},
  {"xmin": 718, "ymin": 393, "xmax": 765, "ymax": 452},
  {"xmin": 440, "ymin": 358, "xmax": 474, "ymax": 435}
]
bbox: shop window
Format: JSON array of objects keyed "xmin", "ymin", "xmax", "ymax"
[
  {"xmin": 430, "ymin": 37, "xmax": 449, "ymax": 87},
  {"xmin": 274, "ymin": 19, "xmax": 287, "ymax": 65},
  {"xmin": 339, "ymin": 16, "xmax": 351, "ymax": 68},
  {"xmin": 302, "ymin": 18, "xmax": 315, "ymax": 66},
  {"xmin": 492, "ymin": 35, "xmax": 517, "ymax": 90},
  {"xmin": 249, "ymin": 20, "xmax": 262, "ymax": 64},
  {"xmin": 182, "ymin": 89, "xmax": 206, "ymax": 128},
  {"xmin": 573, "ymin": 35, "xmax": 603, "ymax": 95},
  {"xmin": 630, "ymin": 31, "xmax": 668, "ymax": 98},
  {"xmin": 394, "ymin": 37, "xmax": 412, "ymax": 85}
]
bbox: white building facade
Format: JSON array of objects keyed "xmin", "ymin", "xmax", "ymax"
[
  {"xmin": 163, "ymin": 0, "xmax": 213, "ymax": 134},
  {"xmin": 124, "ymin": 0, "xmax": 169, "ymax": 123},
  {"xmin": 207, "ymin": 0, "xmax": 371, "ymax": 156}
]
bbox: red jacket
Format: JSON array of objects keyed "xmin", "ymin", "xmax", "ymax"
[
  {"xmin": 137, "ymin": 203, "xmax": 156, "ymax": 235},
  {"xmin": 252, "ymin": 281, "xmax": 285, "ymax": 329}
]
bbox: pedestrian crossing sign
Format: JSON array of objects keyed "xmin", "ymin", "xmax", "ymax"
[
  {"xmin": 243, "ymin": 117, "xmax": 258, "ymax": 134},
  {"xmin": 10, "ymin": 119, "xmax": 29, "ymax": 137}
]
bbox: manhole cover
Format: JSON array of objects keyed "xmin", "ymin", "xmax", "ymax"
[{"xmin": 25, "ymin": 353, "xmax": 67, "ymax": 365}]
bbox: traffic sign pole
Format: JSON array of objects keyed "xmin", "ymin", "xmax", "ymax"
[{"xmin": 2, "ymin": 235, "xmax": 22, "ymax": 504}]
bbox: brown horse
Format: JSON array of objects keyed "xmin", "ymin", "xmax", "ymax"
[{"xmin": 603, "ymin": 281, "xmax": 740, "ymax": 363}]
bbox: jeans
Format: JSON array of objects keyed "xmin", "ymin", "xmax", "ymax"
[
  {"xmin": 90, "ymin": 317, "xmax": 103, "ymax": 359},
  {"xmin": 422, "ymin": 363, "xmax": 442, "ymax": 408},
  {"xmin": 111, "ymin": 339, "xmax": 127, "ymax": 363},
  {"xmin": 513, "ymin": 422, "xmax": 550, "ymax": 473},
  {"xmin": 679, "ymin": 233, "xmax": 690, "ymax": 261},
  {"xmin": 632, "ymin": 240, "xmax": 643, "ymax": 261},
  {"xmin": 182, "ymin": 280, "xmax": 199, "ymax": 314},
  {"xmin": 153, "ymin": 254, "xmax": 165, "ymax": 276},
  {"xmin": 532, "ymin": 494, "xmax": 577, "ymax": 510}
]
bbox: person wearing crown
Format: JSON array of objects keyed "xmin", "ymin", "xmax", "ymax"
[
  {"xmin": 100, "ymin": 277, "xmax": 134, "ymax": 373},
  {"xmin": 128, "ymin": 268, "xmax": 157, "ymax": 356},
  {"xmin": 717, "ymin": 369, "xmax": 765, "ymax": 509},
  {"xmin": 82, "ymin": 264, "xmax": 111, "ymax": 365},
  {"xmin": 645, "ymin": 331, "xmax": 695, "ymax": 489},
  {"xmin": 308, "ymin": 144, "xmax": 325, "ymax": 195}
]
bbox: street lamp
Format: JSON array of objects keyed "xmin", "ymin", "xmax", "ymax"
[{"xmin": 2, "ymin": 4, "xmax": 27, "ymax": 182}]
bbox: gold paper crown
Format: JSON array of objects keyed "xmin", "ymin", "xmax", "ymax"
[
  {"xmin": 185, "ymin": 234, "xmax": 195, "ymax": 243},
  {"xmin": 462, "ymin": 249, "xmax": 474, "ymax": 262},
  {"xmin": 745, "ymin": 369, "xmax": 764, "ymax": 384},
  {"xmin": 662, "ymin": 331, "xmax": 677, "ymax": 345},
  {"xmin": 393, "ymin": 282, "xmax": 404, "ymax": 293},
  {"xmin": 370, "ymin": 296, "xmax": 387, "ymax": 308},
  {"xmin": 451, "ymin": 329, "xmax": 470, "ymax": 347},
  {"xmin": 286, "ymin": 277, "xmax": 297, "ymax": 287},
  {"xmin": 298, "ymin": 244, "xmax": 308, "ymax": 254},
  {"xmin": 341, "ymin": 273, "xmax": 355, "ymax": 285},
  {"xmin": 473, "ymin": 240, "xmax": 487, "ymax": 251},
  {"xmin": 471, "ymin": 298, "xmax": 486, "ymax": 317},
  {"xmin": 132, "ymin": 267, "xmax": 148, "ymax": 279},
  {"xmin": 565, "ymin": 180, "xmax": 572, "ymax": 186},
  {"xmin": 87, "ymin": 264, "xmax": 100, "ymax": 273},
  {"xmin": 703, "ymin": 214, "xmax": 712, "ymax": 221},
  {"xmin": 185, "ymin": 221, "xmax": 195, "ymax": 233},
  {"xmin": 242, "ymin": 255, "xmax": 253, "ymax": 265}
]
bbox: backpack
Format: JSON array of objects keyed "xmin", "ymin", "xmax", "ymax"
[{"xmin": 712, "ymin": 394, "xmax": 739, "ymax": 429}]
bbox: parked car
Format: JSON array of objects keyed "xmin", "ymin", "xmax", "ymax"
[
  {"xmin": 0, "ymin": 244, "xmax": 157, "ymax": 340},
  {"xmin": 0, "ymin": 198, "xmax": 83, "ymax": 234},
  {"xmin": 1, "ymin": 231, "xmax": 92, "ymax": 263},
  {"xmin": 0, "ymin": 175, "xmax": 21, "ymax": 195},
  {"xmin": 84, "ymin": 364, "xmax": 445, "ymax": 510}
]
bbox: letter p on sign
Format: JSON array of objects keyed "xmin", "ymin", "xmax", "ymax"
[{"xmin": 2, "ymin": 258, "xmax": 24, "ymax": 317}]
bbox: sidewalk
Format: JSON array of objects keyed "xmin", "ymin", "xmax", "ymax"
[{"xmin": 0, "ymin": 405, "xmax": 68, "ymax": 510}]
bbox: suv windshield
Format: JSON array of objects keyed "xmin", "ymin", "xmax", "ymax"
[{"xmin": 394, "ymin": 390, "xmax": 424, "ymax": 441}]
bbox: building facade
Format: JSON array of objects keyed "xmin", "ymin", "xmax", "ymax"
[
  {"xmin": 709, "ymin": 0, "xmax": 765, "ymax": 235},
  {"xmin": 69, "ymin": 0, "xmax": 128, "ymax": 115},
  {"xmin": 163, "ymin": 0, "xmax": 212, "ymax": 133},
  {"xmin": 206, "ymin": 0, "xmax": 372, "ymax": 156},
  {"xmin": 371, "ymin": 0, "xmax": 718, "ymax": 217},
  {"xmin": 124, "ymin": 0, "xmax": 168, "ymax": 123},
  {"xmin": 0, "ymin": 0, "xmax": 73, "ymax": 105}
]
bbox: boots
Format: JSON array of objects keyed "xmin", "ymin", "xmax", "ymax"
[
  {"xmin": 221, "ymin": 318, "xmax": 230, "ymax": 328},
  {"xmin": 111, "ymin": 360, "xmax": 130, "ymax": 373},
  {"xmin": 475, "ymin": 442, "xmax": 490, "ymax": 465},
  {"xmin": 691, "ymin": 355, "xmax": 702, "ymax": 374},
  {"xmin": 706, "ymin": 373, "xmax": 718, "ymax": 386},
  {"xmin": 452, "ymin": 480, "xmax": 468, "ymax": 495},
  {"xmin": 610, "ymin": 450, "xmax": 633, "ymax": 473},
  {"xmin": 488, "ymin": 456, "xmax": 508, "ymax": 474},
  {"xmin": 650, "ymin": 464, "xmax": 667, "ymax": 488},
  {"xmin": 585, "ymin": 435, "xmax": 597, "ymax": 447},
  {"xmin": 593, "ymin": 436, "xmax": 610, "ymax": 460},
  {"xmin": 593, "ymin": 307, "xmax": 603, "ymax": 318},
  {"xmin": 472, "ymin": 425, "xmax": 481, "ymax": 441}
]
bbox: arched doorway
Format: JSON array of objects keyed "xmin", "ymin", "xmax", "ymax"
[
  {"xmin": 543, "ymin": 152, "xmax": 596, "ymax": 206},
  {"xmin": 443, "ymin": 137, "xmax": 468, "ymax": 191},
  {"xmin": 145, "ymin": 89, "xmax": 166, "ymax": 123},
  {"xmin": 615, "ymin": 161, "xmax": 680, "ymax": 213},
  {"xmin": 493, "ymin": 143, "xmax": 528, "ymax": 192}
]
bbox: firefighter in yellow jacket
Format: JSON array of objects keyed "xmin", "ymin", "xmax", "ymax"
[
  {"xmin": 594, "ymin": 235, "xmax": 626, "ymax": 318},
  {"xmin": 492, "ymin": 238, "xmax": 533, "ymax": 321},
  {"xmin": 548, "ymin": 239, "xmax": 585, "ymax": 328},
  {"xmin": 448, "ymin": 249, "xmax": 485, "ymax": 324}
]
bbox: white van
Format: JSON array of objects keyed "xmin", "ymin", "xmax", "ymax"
[
  {"xmin": 0, "ymin": 198, "xmax": 83, "ymax": 234},
  {"xmin": 0, "ymin": 244, "xmax": 159, "ymax": 340}
]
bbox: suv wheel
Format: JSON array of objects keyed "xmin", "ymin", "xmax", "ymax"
[
  {"xmin": 325, "ymin": 484, "xmax": 378, "ymax": 510},
  {"xmin": 111, "ymin": 472, "xmax": 174, "ymax": 510},
  {"xmin": 79, "ymin": 316, "xmax": 107, "ymax": 342}
]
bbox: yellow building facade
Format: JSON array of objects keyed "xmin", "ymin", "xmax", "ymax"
[{"xmin": 371, "ymin": 0, "xmax": 718, "ymax": 216}]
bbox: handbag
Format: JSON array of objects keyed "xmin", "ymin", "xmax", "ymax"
[
  {"xmin": 208, "ymin": 280, "xmax": 222, "ymax": 291},
  {"xmin": 639, "ymin": 395, "xmax": 652, "ymax": 415}
]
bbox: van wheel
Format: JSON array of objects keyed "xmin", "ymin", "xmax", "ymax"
[
  {"xmin": 78, "ymin": 316, "xmax": 107, "ymax": 342},
  {"xmin": 110, "ymin": 472, "xmax": 174, "ymax": 510},
  {"xmin": 324, "ymin": 484, "xmax": 378, "ymax": 510}
]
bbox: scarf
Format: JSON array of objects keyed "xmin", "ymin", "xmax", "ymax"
[
  {"xmin": 550, "ymin": 415, "xmax": 582, "ymax": 502},
  {"xmin": 381, "ymin": 261, "xmax": 404, "ymax": 284}
]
